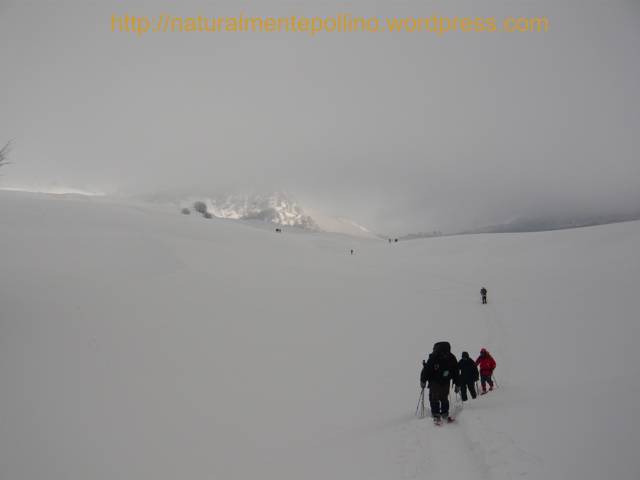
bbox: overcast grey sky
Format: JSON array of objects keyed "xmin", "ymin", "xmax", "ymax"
[{"xmin": 1, "ymin": 0, "xmax": 639, "ymax": 233}]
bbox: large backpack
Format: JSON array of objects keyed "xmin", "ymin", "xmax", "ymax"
[
  {"xmin": 433, "ymin": 341, "xmax": 451, "ymax": 355},
  {"xmin": 430, "ymin": 342, "xmax": 454, "ymax": 383}
]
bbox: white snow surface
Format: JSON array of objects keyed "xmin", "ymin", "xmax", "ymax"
[{"xmin": 1, "ymin": 190, "xmax": 639, "ymax": 480}]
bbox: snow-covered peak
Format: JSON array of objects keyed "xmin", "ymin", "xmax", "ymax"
[
  {"xmin": 186, "ymin": 192, "xmax": 319, "ymax": 230},
  {"xmin": 180, "ymin": 192, "xmax": 382, "ymax": 238}
]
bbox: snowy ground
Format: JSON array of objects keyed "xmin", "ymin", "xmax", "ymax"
[{"xmin": 1, "ymin": 190, "xmax": 639, "ymax": 480}]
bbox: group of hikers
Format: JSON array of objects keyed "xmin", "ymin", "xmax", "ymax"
[
  {"xmin": 413, "ymin": 288, "xmax": 495, "ymax": 423},
  {"xmin": 419, "ymin": 342, "xmax": 497, "ymax": 423}
]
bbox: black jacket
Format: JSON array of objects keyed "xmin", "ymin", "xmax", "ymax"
[
  {"xmin": 458, "ymin": 357, "xmax": 479, "ymax": 383},
  {"xmin": 420, "ymin": 352, "xmax": 459, "ymax": 387}
]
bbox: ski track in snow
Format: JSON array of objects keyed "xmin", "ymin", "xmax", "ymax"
[
  {"xmin": 464, "ymin": 409, "xmax": 544, "ymax": 480},
  {"xmin": 464, "ymin": 301, "xmax": 543, "ymax": 479},
  {"xmin": 394, "ymin": 411, "xmax": 491, "ymax": 480}
]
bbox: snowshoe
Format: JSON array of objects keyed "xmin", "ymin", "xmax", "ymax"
[
  {"xmin": 433, "ymin": 416, "xmax": 442, "ymax": 426},
  {"xmin": 446, "ymin": 416, "xmax": 455, "ymax": 423}
]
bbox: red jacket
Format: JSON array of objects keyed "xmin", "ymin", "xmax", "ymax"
[{"xmin": 476, "ymin": 353, "xmax": 496, "ymax": 376}]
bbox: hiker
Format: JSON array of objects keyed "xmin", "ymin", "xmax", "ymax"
[
  {"xmin": 420, "ymin": 341, "xmax": 459, "ymax": 422},
  {"xmin": 475, "ymin": 348, "xmax": 496, "ymax": 393},
  {"xmin": 458, "ymin": 352, "xmax": 479, "ymax": 401},
  {"xmin": 480, "ymin": 287, "xmax": 488, "ymax": 304},
  {"xmin": 350, "ymin": 249, "xmax": 354, "ymax": 255}
]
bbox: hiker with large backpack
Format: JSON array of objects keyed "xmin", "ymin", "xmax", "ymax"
[
  {"xmin": 420, "ymin": 342, "xmax": 459, "ymax": 423},
  {"xmin": 458, "ymin": 351, "xmax": 479, "ymax": 401},
  {"xmin": 476, "ymin": 348, "xmax": 497, "ymax": 394}
]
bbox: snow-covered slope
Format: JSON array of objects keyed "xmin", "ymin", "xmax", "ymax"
[
  {"xmin": 1, "ymin": 190, "xmax": 639, "ymax": 480},
  {"xmin": 306, "ymin": 209, "xmax": 379, "ymax": 239}
]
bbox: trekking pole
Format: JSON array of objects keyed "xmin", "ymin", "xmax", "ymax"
[
  {"xmin": 492, "ymin": 374, "xmax": 499, "ymax": 389},
  {"xmin": 455, "ymin": 389, "xmax": 463, "ymax": 414},
  {"xmin": 416, "ymin": 388, "xmax": 425, "ymax": 417}
]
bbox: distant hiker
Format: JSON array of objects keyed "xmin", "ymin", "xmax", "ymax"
[
  {"xmin": 458, "ymin": 352, "xmax": 479, "ymax": 401},
  {"xmin": 350, "ymin": 249, "xmax": 354, "ymax": 255},
  {"xmin": 420, "ymin": 341, "xmax": 459, "ymax": 423},
  {"xmin": 275, "ymin": 228, "xmax": 282, "ymax": 233},
  {"xmin": 394, "ymin": 238, "xmax": 398, "ymax": 243},
  {"xmin": 480, "ymin": 287, "xmax": 488, "ymax": 304},
  {"xmin": 475, "ymin": 348, "xmax": 496, "ymax": 394}
]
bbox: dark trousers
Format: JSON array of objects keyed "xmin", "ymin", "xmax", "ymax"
[
  {"xmin": 428, "ymin": 382, "xmax": 450, "ymax": 417},
  {"xmin": 460, "ymin": 381, "xmax": 477, "ymax": 401},
  {"xmin": 480, "ymin": 374, "xmax": 494, "ymax": 391},
  {"xmin": 482, "ymin": 295, "xmax": 487, "ymax": 304}
]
